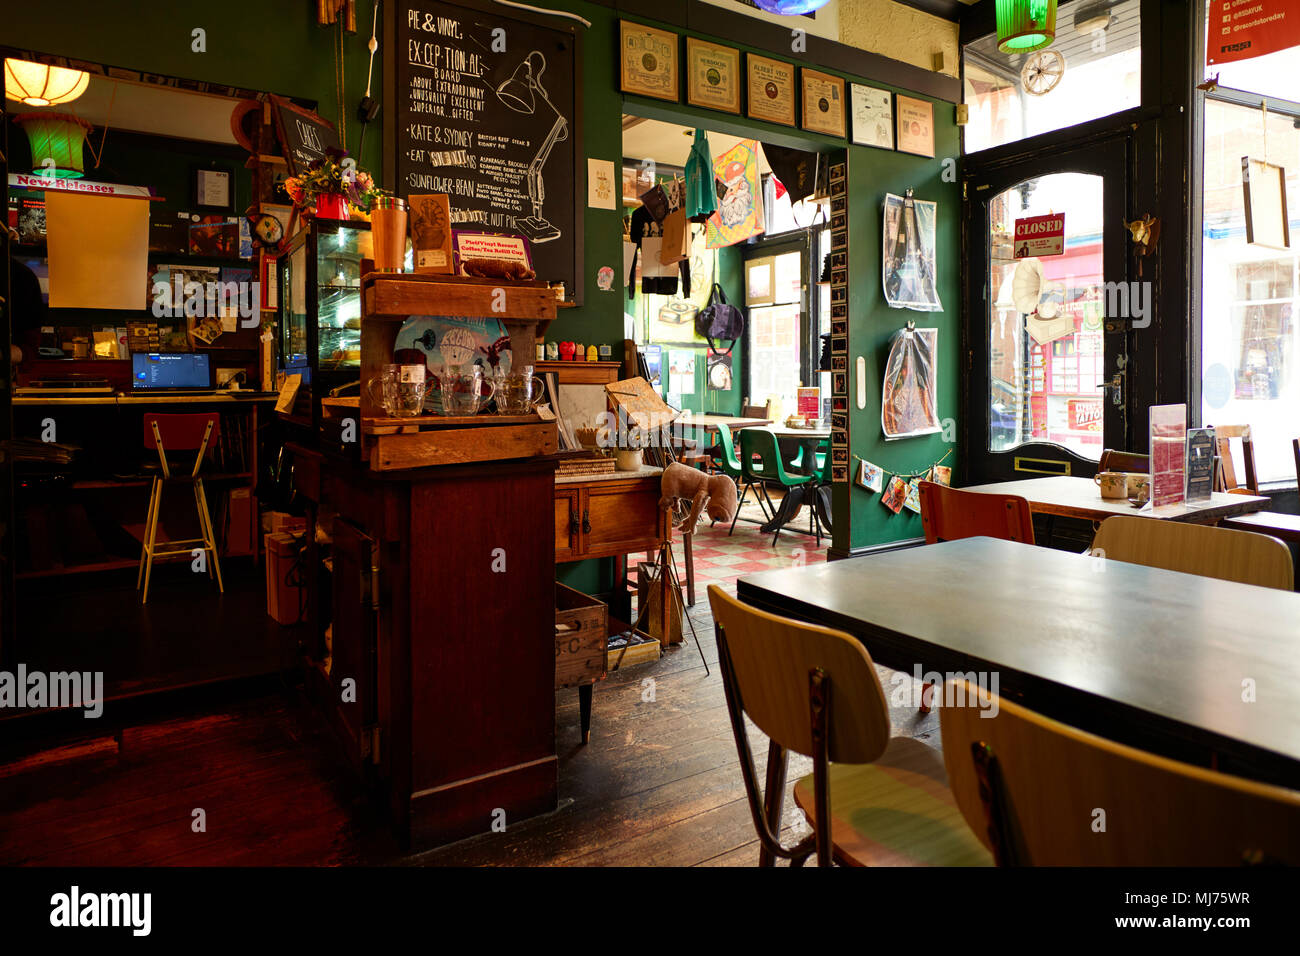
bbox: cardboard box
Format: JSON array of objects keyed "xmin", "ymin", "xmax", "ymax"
[
  {"xmin": 265, "ymin": 531, "xmax": 304, "ymax": 625},
  {"xmin": 263, "ymin": 510, "xmax": 307, "ymax": 535}
]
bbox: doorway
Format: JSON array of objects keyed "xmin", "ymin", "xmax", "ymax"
[{"xmin": 963, "ymin": 140, "xmax": 1130, "ymax": 483}]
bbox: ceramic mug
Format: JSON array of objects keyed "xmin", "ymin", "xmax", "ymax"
[
  {"xmin": 1095, "ymin": 471, "xmax": 1128, "ymax": 499},
  {"xmin": 1123, "ymin": 472, "xmax": 1149, "ymax": 496}
]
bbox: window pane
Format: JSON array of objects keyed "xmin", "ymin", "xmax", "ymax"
[
  {"xmin": 1201, "ymin": 99, "xmax": 1300, "ymax": 484},
  {"xmin": 963, "ymin": 0, "xmax": 1141, "ymax": 153},
  {"xmin": 1204, "ymin": 1, "xmax": 1300, "ymax": 102},
  {"xmin": 748, "ymin": 303, "xmax": 801, "ymax": 413}
]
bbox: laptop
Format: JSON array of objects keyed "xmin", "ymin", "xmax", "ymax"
[{"xmin": 130, "ymin": 352, "xmax": 214, "ymax": 393}]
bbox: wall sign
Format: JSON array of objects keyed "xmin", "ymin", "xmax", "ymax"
[
  {"xmin": 686, "ymin": 37, "xmax": 740, "ymax": 114},
  {"xmin": 1014, "ymin": 212, "xmax": 1065, "ymax": 258},
  {"xmin": 269, "ymin": 95, "xmax": 341, "ymax": 175},
  {"xmin": 746, "ymin": 53, "xmax": 796, "ymax": 127},
  {"xmin": 1206, "ymin": 0, "xmax": 1300, "ymax": 65},
  {"xmin": 894, "ymin": 94, "xmax": 934, "ymax": 158},
  {"xmin": 8, "ymin": 172, "xmax": 151, "ymax": 198},
  {"xmin": 386, "ymin": 0, "xmax": 582, "ymax": 299}
]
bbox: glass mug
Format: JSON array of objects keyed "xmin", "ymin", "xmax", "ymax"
[
  {"xmin": 496, "ymin": 365, "xmax": 545, "ymax": 415},
  {"xmin": 367, "ymin": 363, "xmax": 428, "ymax": 418},
  {"xmin": 437, "ymin": 364, "xmax": 495, "ymax": 416}
]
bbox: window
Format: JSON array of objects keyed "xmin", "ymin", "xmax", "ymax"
[
  {"xmin": 963, "ymin": 0, "xmax": 1141, "ymax": 153},
  {"xmin": 746, "ymin": 248, "xmax": 803, "ymax": 413},
  {"xmin": 1201, "ymin": 98, "xmax": 1300, "ymax": 485}
]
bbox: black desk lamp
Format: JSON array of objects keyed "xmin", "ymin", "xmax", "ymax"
[{"xmin": 495, "ymin": 52, "xmax": 568, "ymax": 243}]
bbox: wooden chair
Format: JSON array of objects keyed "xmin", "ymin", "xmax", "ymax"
[
  {"xmin": 1293, "ymin": 437, "xmax": 1299, "ymax": 486},
  {"xmin": 1212, "ymin": 424, "xmax": 1259, "ymax": 495},
  {"xmin": 708, "ymin": 586, "xmax": 992, "ymax": 867},
  {"xmin": 741, "ymin": 397, "xmax": 776, "ymax": 422},
  {"xmin": 1091, "ymin": 515, "xmax": 1292, "ymax": 591},
  {"xmin": 918, "ymin": 481, "xmax": 1034, "ymax": 546},
  {"xmin": 138, "ymin": 413, "xmax": 224, "ymax": 604},
  {"xmin": 1098, "ymin": 448, "xmax": 1149, "ymax": 474},
  {"xmin": 939, "ymin": 679, "xmax": 1300, "ymax": 865}
]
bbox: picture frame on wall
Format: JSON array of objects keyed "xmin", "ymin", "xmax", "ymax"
[
  {"xmin": 850, "ymin": 83, "xmax": 894, "ymax": 150},
  {"xmin": 685, "ymin": 37, "xmax": 741, "ymax": 114},
  {"xmin": 746, "ymin": 53, "xmax": 797, "ymax": 127},
  {"xmin": 895, "ymin": 94, "xmax": 935, "ymax": 158},
  {"xmin": 193, "ymin": 166, "xmax": 234, "ymax": 212},
  {"xmin": 800, "ymin": 68, "xmax": 846, "ymax": 138},
  {"xmin": 620, "ymin": 20, "xmax": 680, "ymax": 102}
]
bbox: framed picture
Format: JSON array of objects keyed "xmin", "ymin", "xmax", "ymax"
[
  {"xmin": 895, "ymin": 95, "xmax": 935, "ymax": 158},
  {"xmin": 686, "ymin": 38, "xmax": 740, "ymax": 114},
  {"xmin": 746, "ymin": 53, "xmax": 796, "ymax": 127},
  {"xmin": 192, "ymin": 166, "xmax": 233, "ymax": 211},
  {"xmin": 850, "ymin": 83, "xmax": 894, "ymax": 150},
  {"xmin": 620, "ymin": 21, "xmax": 679, "ymax": 102},
  {"xmin": 1242, "ymin": 158, "xmax": 1291, "ymax": 250},
  {"xmin": 800, "ymin": 69, "xmax": 846, "ymax": 138}
]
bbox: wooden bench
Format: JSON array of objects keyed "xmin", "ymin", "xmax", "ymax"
[{"xmin": 1223, "ymin": 511, "xmax": 1300, "ymax": 545}]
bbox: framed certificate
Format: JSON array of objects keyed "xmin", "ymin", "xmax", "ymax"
[
  {"xmin": 895, "ymin": 94, "xmax": 935, "ymax": 158},
  {"xmin": 850, "ymin": 83, "xmax": 894, "ymax": 150},
  {"xmin": 800, "ymin": 68, "xmax": 846, "ymax": 138},
  {"xmin": 746, "ymin": 53, "xmax": 796, "ymax": 127},
  {"xmin": 620, "ymin": 20, "xmax": 679, "ymax": 102},
  {"xmin": 686, "ymin": 37, "xmax": 740, "ymax": 114}
]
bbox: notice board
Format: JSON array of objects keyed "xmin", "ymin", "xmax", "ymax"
[{"xmin": 385, "ymin": 0, "xmax": 583, "ymax": 300}]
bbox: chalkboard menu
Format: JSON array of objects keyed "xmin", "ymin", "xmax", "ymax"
[
  {"xmin": 385, "ymin": 0, "xmax": 583, "ymax": 299},
  {"xmin": 270, "ymin": 95, "xmax": 342, "ymax": 175}
]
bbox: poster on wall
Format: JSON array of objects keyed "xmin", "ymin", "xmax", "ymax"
[
  {"xmin": 882, "ymin": 192, "xmax": 942, "ymax": 312},
  {"xmin": 746, "ymin": 54, "xmax": 797, "ymax": 127},
  {"xmin": 706, "ymin": 140, "xmax": 766, "ymax": 249},
  {"xmin": 669, "ymin": 349, "xmax": 697, "ymax": 394},
  {"xmin": 387, "ymin": 1, "xmax": 581, "ymax": 298},
  {"xmin": 881, "ymin": 325, "xmax": 940, "ymax": 440},
  {"xmin": 620, "ymin": 20, "xmax": 680, "ymax": 101},
  {"xmin": 1206, "ymin": 0, "xmax": 1300, "ymax": 65},
  {"xmin": 707, "ymin": 350, "xmax": 733, "ymax": 391},
  {"xmin": 686, "ymin": 37, "xmax": 741, "ymax": 114},
  {"xmin": 800, "ymin": 68, "xmax": 846, "ymax": 138},
  {"xmin": 895, "ymin": 94, "xmax": 935, "ymax": 158},
  {"xmin": 850, "ymin": 83, "xmax": 894, "ymax": 150}
]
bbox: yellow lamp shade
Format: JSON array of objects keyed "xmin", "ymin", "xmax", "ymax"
[
  {"xmin": 14, "ymin": 112, "xmax": 92, "ymax": 179},
  {"xmin": 5, "ymin": 58, "xmax": 90, "ymax": 107},
  {"xmin": 996, "ymin": 0, "xmax": 1058, "ymax": 54}
]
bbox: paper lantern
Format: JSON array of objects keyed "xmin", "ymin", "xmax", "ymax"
[
  {"xmin": 4, "ymin": 58, "xmax": 89, "ymax": 107},
  {"xmin": 13, "ymin": 113, "xmax": 92, "ymax": 179},
  {"xmin": 996, "ymin": 0, "xmax": 1058, "ymax": 54},
  {"xmin": 750, "ymin": 0, "xmax": 833, "ymax": 13}
]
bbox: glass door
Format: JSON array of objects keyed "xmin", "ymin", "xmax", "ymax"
[
  {"xmin": 965, "ymin": 142, "xmax": 1128, "ymax": 483},
  {"xmin": 744, "ymin": 235, "xmax": 811, "ymax": 417}
]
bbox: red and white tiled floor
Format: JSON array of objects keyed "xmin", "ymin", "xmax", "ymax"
[{"xmin": 677, "ymin": 493, "xmax": 828, "ymax": 596}]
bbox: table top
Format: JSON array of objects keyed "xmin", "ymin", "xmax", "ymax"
[
  {"xmin": 679, "ymin": 415, "xmax": 771, "ymax": 431},
  {"xmin": 760, "ymin": 425, "xmax": 832, "ymax": 439},
  {"xmin": 13, "ymin": 392, "xmax": 279, "ymax": 406},
  {"xmin": 737, "ymin": 537, "xmax": 1300, "ymax": 788},
  {"xmin": 962, "ymin": 475, "xmax": 1268, "ymax": 523}
]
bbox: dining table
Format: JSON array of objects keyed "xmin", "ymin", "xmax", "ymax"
[
  {"xmin": 737, "ymin": 537, "xmax": 1300, "ymax": 790},
  {"xmin": 962, "ymin": 475, "xmax": 1269, "ymax": 524},
  {"xmin": 754, "ymin": 425, "xmax": 833, "ymax": 537}
]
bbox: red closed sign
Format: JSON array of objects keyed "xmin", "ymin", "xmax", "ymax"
[{"xmin": 1014, "ymin": 213, "xmax": 1065, "ymax": 258}]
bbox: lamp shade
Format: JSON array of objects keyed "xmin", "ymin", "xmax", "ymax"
[
  {"xmin": 14, "ymin": 112, "xmax": 93, "ymax": 179},
  {"xmin": 996, "ymin": 0, "xmax": 1058, "ymax": 54},
  {"xmin": 4, "ymin": 58, "xmax": 90, "ymax": 107},
  {"xmin": 751, "ymin": 0, "xmax": 833, "ymax": 13}
]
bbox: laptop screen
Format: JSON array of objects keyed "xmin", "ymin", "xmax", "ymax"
[{"xmin": 131, "ymin": 353, "xmax": 212, "ymax": 390}]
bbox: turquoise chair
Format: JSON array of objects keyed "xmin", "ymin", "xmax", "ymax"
[
  {"xmin": 715, "ymin": 424, "xmax": 772, "ymax": 531},
  {"xmin": 739, "ymin": 428, "xmax": 816, "ymax": 545}
]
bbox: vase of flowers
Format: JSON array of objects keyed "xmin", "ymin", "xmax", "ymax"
[{"xmin": 284, "ymin": 148, "xmax": 386, "ymax": 220}]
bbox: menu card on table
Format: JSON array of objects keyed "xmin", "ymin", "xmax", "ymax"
[
  {"xmin": 1149, "ymin": 403, "xmax": 1187, "ymax": 514},
  {"xmin": 1186, "ymin": 427, "xmax": 1216, "ymax": 503}
]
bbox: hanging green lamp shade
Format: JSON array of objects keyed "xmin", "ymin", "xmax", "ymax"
[
  {"xmin": 996, "ymin": 0, "xmax": 1058, "ymax": 54},
  {"xmin": 13, "ymin": 112, "xmax": 92, "ymax": 179}
]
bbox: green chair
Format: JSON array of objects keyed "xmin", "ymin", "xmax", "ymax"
[
  {"xmin": 795, "ymin": 439, "xmax": 829, "ymax": 475},
  {"xmin": 714, "ymin": 424, "xmax": 771, "ymax": 532},
  {"xmin": 739, "ymin": 428, "xmax": 815, "ymax": 545}
]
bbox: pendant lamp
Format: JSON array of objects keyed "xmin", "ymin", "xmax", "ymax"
[
  {"xmin": 996, "ymin": 0, "xmax": 1058, "ymax": 54},
  {"xmin": 4, "ymin": 58, "xmax": 90, "ymax": 107},
  {"xmin": 14, "ymin": 113, "xmax": 93, "ymax": 179},
  {"xmin": 751, "ymin": 0, "xmax": 833, "ymax": 14}
]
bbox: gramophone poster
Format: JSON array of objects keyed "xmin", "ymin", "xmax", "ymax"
[
  {"xmin": 390, "ymin": 1, "xmax": 579, "ymax": 296},
  {"xmin": 882, "ymin": 192, "xmax": 942, "ymax": 312}
]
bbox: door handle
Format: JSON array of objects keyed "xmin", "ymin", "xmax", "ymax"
[
  {"xmin": 1096, "ymin": 371, "xmax": 1125, "ymax": 406},
  {"xmin": 582, "ymin": 508, "xmax": 591, "ymax": 534},
  {"xmin": 570, "ymin": 509, "xmax": 580, "ymax": 536}
]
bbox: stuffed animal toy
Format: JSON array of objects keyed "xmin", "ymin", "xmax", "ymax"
[{"xmin": 659, "ymin": 462, "xmax": 739, "ymax": 533}]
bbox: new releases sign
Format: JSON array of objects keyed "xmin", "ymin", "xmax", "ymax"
[
  {"xmin": 1014, "ymin": 213, "xmax": 1065, "ymax": 258},
  {"xmin": 1207, "ymin": 0, "xmax": 1300, "ymax": 66}
]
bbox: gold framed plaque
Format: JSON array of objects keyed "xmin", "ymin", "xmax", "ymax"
[
  {"xmin": 619, "ymin": 20, "xmax": 680, "ymax": 102},
  {"xmin": 895, "ymin": 94, "xmax": 936, "ymax": 158},
  {"xmin": 686, "ymin": 37, "xmax": 740, "ymax": 114},
  {"xmin": 800, "ymin": 68, "xmax": 846, "ymax": 138},
  {"xmin": 746, "ymin": 53, "xmax": 796, "ymax": 127}
]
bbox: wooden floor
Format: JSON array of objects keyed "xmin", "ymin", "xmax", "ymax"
[{"xmin": 0, "ymin": 577, "xmax": 939, "ymax": 867}]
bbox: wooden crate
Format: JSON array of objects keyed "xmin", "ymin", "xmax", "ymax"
[
  {"xmin": 361, "ymin": 412, "xmax": 557, "ymax": 470},
  {"xmin": 555, "ymin": 582, "xmax": 607, "ymax": 689}
]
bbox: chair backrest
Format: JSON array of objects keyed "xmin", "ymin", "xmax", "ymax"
[
  {"xmin": 918, "ymin": 481, "xmax": 1034, "ymax": 545},
  {"xmin": 1211, "ymin": 424, "xmax": 1258, "ymax": 495},
  {"xmin": 1091, "ymin": 515, "xmax": 1292, "ymax": 591},
  {"xmin": 741, "ymin": 398, "xmax": 774, "ymax": 421},
  {"xmin": 1097, "ymin": 448, "xmax": 1149, "ymax": 474},
  {"xmin": 739, "ymin": 427, "xmax": 787, "ymax": 482},
  {"xmin": 939, "ymin": 679, "xmax": 1300, "ymax": 865},
  {"xmin": 707, "ymin": 585, "xmax": 890, "ymax": 764},
  {"xmin": 713, "ymin": 423, "xmax": 742, "ymax": 475},
  {"xmin": 1292, "ymin": 437, "xmax": 1299, "ymax": 486},
  {"xmin": 143, "ymin": 413, "xmax": 220, "ymax": 452}
]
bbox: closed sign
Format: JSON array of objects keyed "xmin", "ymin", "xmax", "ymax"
[{"xmin": 1014, "ymin": 213, "xmax": 1065, "ymax": 258}]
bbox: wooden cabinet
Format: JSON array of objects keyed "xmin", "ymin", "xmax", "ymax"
[
  {"xmin": 554, "ymin": 488, "xmax": 581, "ymax": 561},
  {"xmin": 554, "ymin": 471, "xmax": 666, "ymax": 561}
]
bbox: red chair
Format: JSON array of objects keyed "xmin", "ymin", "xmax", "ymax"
[
  {"xmin": 138, "ymin": 413, "xmax": 224, "ymax": 603},
  {"xmin": 918, "ymin": 481, "xmax": 1035, "ymax": 546}
]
